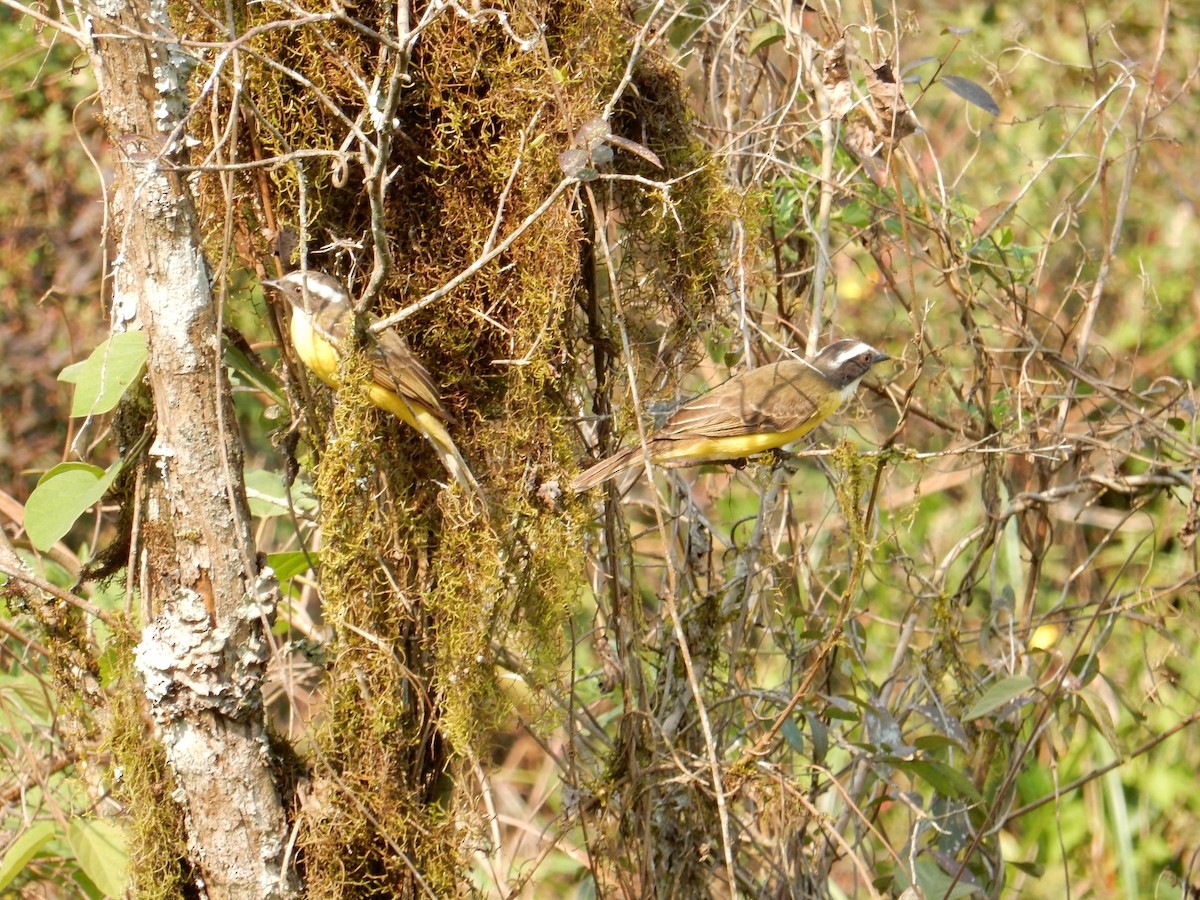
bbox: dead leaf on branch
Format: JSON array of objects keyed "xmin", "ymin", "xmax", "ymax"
[
  {"xmin": 823, "ymin": 38, "xmax": 853, "ymax": 119},
  {"xmin": 841, "ymin": 119, "xmax": 886, "ymax": 186},
  {"xmin": 866, "ymin": 60, "xmax": 919, "ymax": 143},
  {"xmin": 558, "ymin": 117, "xmax": 663, "ymax": 180}
]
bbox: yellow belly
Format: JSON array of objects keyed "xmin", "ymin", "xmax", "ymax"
[
  {"xmin": 290, "ymin": 307, "xmax": 341, "ymax": 389},
  {"xmin": 649, "ymin": 392, "xmax": 840, "ymax": 465},
  {"xmin": 290, "ymin": 307, "xmax": 423, "ymax": 431}
]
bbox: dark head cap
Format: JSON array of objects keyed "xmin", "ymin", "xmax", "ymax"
[
  {"xmin": 262, "ymin": 270, "xmax": 350, "ymax": 311},
  {"xmin": 812, "ymin": 339, "xmax": 890, "ymax": 389}
]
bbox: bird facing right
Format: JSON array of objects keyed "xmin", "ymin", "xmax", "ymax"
[{"xmin": 570, "ymin": 338, "xmax": 890, "ymax": 492}]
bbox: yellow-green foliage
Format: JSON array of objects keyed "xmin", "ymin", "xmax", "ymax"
[
  {"xmin": 429, "ymin": 365, "xmax": 582, "ymax": 748},
  {"xmin": 831, "ymin": 439, "xmax": 868, "ymax": 551}
]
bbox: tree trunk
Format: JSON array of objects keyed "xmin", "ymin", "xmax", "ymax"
[{"xmin": 78, "ymin": 0, "xmax": 299, "ymax": 894}]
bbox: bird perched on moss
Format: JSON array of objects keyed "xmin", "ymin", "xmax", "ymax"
[{"xmin": 264, "ymin": 270, "xmax": 479, "ymax": 494}]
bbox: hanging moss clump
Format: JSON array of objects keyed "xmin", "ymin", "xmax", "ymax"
[{"xmin": 169, "ymin": 0, "xmax": 739, "ymax": 890}]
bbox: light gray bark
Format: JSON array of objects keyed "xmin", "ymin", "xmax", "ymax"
[{"xmin": 78, "ymin": 0, "xmax": 300, "ymax": 894}]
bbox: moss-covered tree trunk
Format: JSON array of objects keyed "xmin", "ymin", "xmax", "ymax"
[{"xmin": 48, "ymin": 0, "xmax": 732, "ymax": 893}]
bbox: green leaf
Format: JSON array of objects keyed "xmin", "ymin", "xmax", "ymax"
[
  {"xmin": 964, "ymin": 675, "xmax": 1034, "ymax": 721},
  {"xmin": 225, "ymin": 342, "xmax": 286, "ymax": 408},
  {"xmin": 67, "ymin": 817, "xmax": 127, "ymax": 899},
  {"xmin": 939, "ymin": 74, "xmax": 1000, "ymax": 116},
  {"xmin": 747, "ymin": 20, "xmax": 785, "ymax": 54},
  {"xmin": 888, "ymin": 758, "xmax": 983, "ymax": 802},
  {"xmin": 25, "ymin": 461, "xmax": 123, "ymax": 551},
  {"xmin": 1079, "ymin": 684, "xmax": 1121, "ymax": 753},
  {"xmin": 805, "ymin": 712, "xmax": 828, "ymax": 764},
  {"xmin": 71, "ymin": 869, "xmax": 107, "ymax": 899},
  {"xmin": 0, "ymin": 673, "xmax": 54, "ymax": 722},
  {"xmin": 1009, "ymin": 859, "xmax": 1046, "ymax": 878},
  {"xmin": 912, "ymin": 733, "xmax": 966, "ymax": 753},
  {"xmin": 244, "ymin": 469, "xmax": 317, "ymax": 518},
  {"xmin": 912, "ymin": 857, "xmax": 979, "ymax": 900},
  {"xmin": 841, "ymin": 199, "xmax": 871, "ymax": 228},
  {"xmin": 573, "ymin": 870, "xmax": 597, "ymax": 900},
  {"xmin": 0, "ymin": 821, "xmax": 56, "ymax": 892},
  {"xmin": 268, "ymin": 550, "xmax": 317, "ymax": 584},
  {"xmin": 780, "ymin": 717, "xmax": 805, "ymax": 753},
  {"xmin": 59, "ymin": 331, "xmax": 148, "ymax": 417},
  {"xmin": 900, "ymin": 56, "xmax": 940, "ymax": 75},
  {"xmin": 244, "ymin": 468, "xmax": 291, "ymax": 518},
  {"xmin": 58, "ymin": 359, "xmax": 87, "ymax": 382},
  {"xmin": 823, "ymin": 703, "xmax": 860, "ymax": 722}
]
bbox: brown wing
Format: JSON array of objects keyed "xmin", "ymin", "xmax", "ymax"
[
  {"xmin": 370, "ymin": 329, "xmax": 447, "ymax": 418},
  {"xmin": 652, "ymin": 361, "xmax": 823, "ymax": 439},
  {"xmin": 311, "ymin": 294, "xmax": 449, "ymax": 421}
]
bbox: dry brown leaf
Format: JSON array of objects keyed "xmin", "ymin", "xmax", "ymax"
[
  {"xmin": 866, "ymin": 60, "xmax": 919, "ymax": 143},
  {"xmin": 841, "ymin": 119, "xmax": 886, "ymax": 185},
  {"xmin": 823, "ymin": 38, "xmax": 853, "ymax": 119}
]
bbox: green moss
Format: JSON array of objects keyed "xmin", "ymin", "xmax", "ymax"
[
  {"xmin": 178, "ymin": 0, "xmax": 734, "ymax": 889},
  {"xmin": 106, "ymin": 644, "xmax": 190, "ymax": 900}
]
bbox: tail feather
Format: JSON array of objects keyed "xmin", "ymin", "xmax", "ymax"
[
  {"xmin": 366, "ymin": 382, "xmax": 482, "ymax": 498},
  {"xmin": 412, "ymin": 408, "xmax": 482, "ymax": 496},
  {"xmin": 570, "ymin": 445, "xmax": 644, "ymax": 493}
]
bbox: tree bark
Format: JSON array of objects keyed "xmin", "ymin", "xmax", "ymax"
[{"xmin": 78, "ymin": 0, "xmax": 299, "ymax": 895}]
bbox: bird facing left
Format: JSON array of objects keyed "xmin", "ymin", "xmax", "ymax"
[{"xmin": 264, "ymin": 270, "xmax": 479, "ymax": 494}]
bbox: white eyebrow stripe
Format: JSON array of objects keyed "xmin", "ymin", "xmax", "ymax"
[
  {"xmin": 829, "ymin": 341, "xmax": 874, "ymax": 368},
  {"xmin": 286, "ymin": 273, "xmax": 348, "ymax": 305}
]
